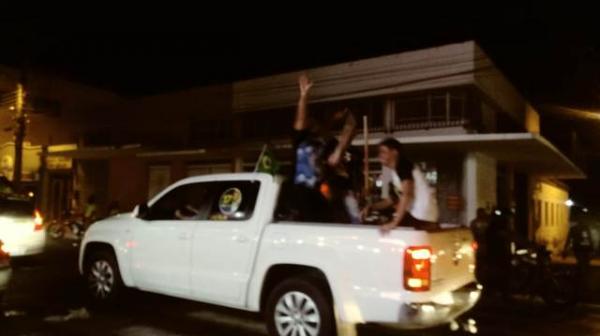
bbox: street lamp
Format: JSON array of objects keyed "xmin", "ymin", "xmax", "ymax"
[{"xmin": 565, "ymin": 199, "xmax": 574, "ymax": 207}]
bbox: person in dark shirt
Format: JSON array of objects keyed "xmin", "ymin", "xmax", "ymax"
[
  {"xmin": 470, "ymin": 208, "xmax": 489, "ymax": 245},
  {"xmin": 564, "ymin": 218, "xmax": 594, "ymax": 288},
  {"xmin": 290, "ymin": 73, "xmax": 359, "ymax": 223}
]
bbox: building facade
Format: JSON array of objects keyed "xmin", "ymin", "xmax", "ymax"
[{"xmin": 7, "ymin": 42, "xmax": 582, "ymax": 251}]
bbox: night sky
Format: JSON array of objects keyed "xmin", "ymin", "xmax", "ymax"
[
  {"xmin": 3, "ymin": 28, "xmax": 597, "ymax": 107},
  {"xmin": 0, "ymin": 11, "xmax": 598, "ymax": 108}
]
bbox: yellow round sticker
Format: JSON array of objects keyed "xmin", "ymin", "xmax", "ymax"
[{"xmin": 218, "ymin": 188, "xmax": 243, "ymax": 215}]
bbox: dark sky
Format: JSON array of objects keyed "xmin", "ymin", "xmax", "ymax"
[{"xmin": 1, "ymin": 9, "xmax": 600, "ymax": 109}]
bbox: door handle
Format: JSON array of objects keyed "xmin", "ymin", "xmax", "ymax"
[{"xmin": 178, "ymin": 232, "xmax": 191, "ymax": 240}]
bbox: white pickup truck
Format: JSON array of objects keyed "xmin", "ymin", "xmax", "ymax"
[{"xmin": 79, "ymin": 173, "xmax": 481, "ymax": 336}]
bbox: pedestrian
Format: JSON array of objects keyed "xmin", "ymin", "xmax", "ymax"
[
  {"xmin": 485, "ymin": 208, "xmax": 514, "ymax": 296},
  {"xmin": 470, "ymin": 208, "xmax": 489, "ymax": 246},
  {"xmin": 470, "ymin": 208, "xmax": 489, "ymax": 280},
  {"xmin": 83, "ymin": 194, "xmax": 98, "ymax": 224},
  {"xmin": 563, "ymin": 217, "xmax": 594, "ymax": 292}
]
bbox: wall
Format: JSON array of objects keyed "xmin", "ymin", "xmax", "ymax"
[
  {"xmin": 525, "ymin": 104, "xmax": 541, "ymax": 134},
  {"xmin": 462, "ymin": 152, "xmax": 497, "ymax": 223},
  {"xmin": 93, "ymin": 84, "xmax": 233, "ymax": 147},
  {"xmin": 108, "ymin": 158, "xmax": 148, "ymax": 212},
  {"xmin": 473, "ymin": 45, "xmax": 527, "ymax": 128},
  {"xmin": 532, "ymin": 180, "xmax": 570, "ymax": 252}
]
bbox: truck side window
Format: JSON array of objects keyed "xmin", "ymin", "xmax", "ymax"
[
  {"xmin": 147, "ymin": 183, "xmax": 211, "ymax": 221},
  {"xmin": 206, "ymin": 181, "xmax": 260, "ymax": 221}
]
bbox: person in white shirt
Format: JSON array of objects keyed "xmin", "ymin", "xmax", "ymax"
[{"xmin": 363, "ymin": 138, "xmax": 439, "ymax": 233}]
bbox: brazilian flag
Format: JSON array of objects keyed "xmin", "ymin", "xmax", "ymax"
[{"xmin": 255, "ymin": 145, "xmax": 281, "ymax": 175}]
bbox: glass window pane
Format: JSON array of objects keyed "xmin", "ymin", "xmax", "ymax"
[{"xmin": 207, "ymin": 181, "xmax": 260, "ymax": 221}]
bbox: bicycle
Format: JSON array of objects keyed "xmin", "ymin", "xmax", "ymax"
[{"xmin": 508, "ymin": 243, "xmax": 577, "ymax": 308}]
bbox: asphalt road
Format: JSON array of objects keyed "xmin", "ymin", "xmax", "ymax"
[{"xmin": 2, "ymin": 239, "xmax": 600, "ymax": 336}]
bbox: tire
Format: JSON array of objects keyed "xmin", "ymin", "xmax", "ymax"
[
  {"xmin": 47, "ymin": 223, "xmax": 65, "ymax": 239},
  {"xmin": 265, "ymin": 277, "xmax": 335, "ymax": 336},
  {"xmin": 84, "ymin": 249, "xmax": 124, "ymax": 307}
]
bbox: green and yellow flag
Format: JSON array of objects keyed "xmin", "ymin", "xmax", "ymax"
[{"xmin": 255, "ymin": 144, "xmax": 281, "ymax": 175}]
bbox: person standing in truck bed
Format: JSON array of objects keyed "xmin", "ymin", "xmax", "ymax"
[{"xmin": 290, "ymin": 73, "xmax": 359, "ymax": 223}]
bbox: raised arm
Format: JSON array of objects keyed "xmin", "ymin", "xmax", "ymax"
[
  {"xmin": 294, "ymin": 73, "xmax": 313, "ymax": 131},
  {"xmin": 327, "ymin": 109, "xmax": 357, "ymax": 166}
]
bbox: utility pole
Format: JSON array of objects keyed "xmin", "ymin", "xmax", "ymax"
[{"xmin": 12, "ymin": 83, "xmax": 26, "ymax": 191}]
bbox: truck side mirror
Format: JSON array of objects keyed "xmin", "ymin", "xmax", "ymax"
[{"xmin": 135, "ymin": 203, "xmax": 150, "ymax": 220}]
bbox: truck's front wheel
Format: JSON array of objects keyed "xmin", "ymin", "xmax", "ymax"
[
  {"xmin": 265, "ymin": 278, "xmax": 334, "ymax": 336},
  {"xmin": 84, "ymin": 250, "xmax": 123, "ymax": 306}
]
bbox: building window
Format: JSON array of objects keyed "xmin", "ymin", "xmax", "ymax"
[
  {"xmin": 535, "ymin": 200, "xmax": 541, "ymax": 225},
  {"xmin": 543, "ymin": 202, "xmax": 549, "ymax": 227},
  {"xmin": 395, "ymin": 96, "xmax": 428, "ymax": 123},
  {"xmin": 393, "ymin": 89, "xmax": 468, "ymax": 130}
]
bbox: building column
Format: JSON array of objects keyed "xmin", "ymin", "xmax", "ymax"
[
  {"xmin": 384, "ymin": 98, "xmax": 395, "ymax": 133},
  {"xmin": 233, "ymin": 157, "xmax": 244, "ymax": 172},
  {"xmin": 462, "ymin": 152, "xmax": 497, "ymax": 224}
]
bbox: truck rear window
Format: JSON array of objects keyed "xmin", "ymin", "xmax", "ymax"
[{"xmin": 0, "ymin": 196, "xmax": 34, "ymax": 217}]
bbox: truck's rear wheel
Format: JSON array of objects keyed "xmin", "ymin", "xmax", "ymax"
[
  {"xmin": 265, "ymin": 278, "xmax": 334, "ymax": 336},
  {"xmin": 84, "ymin": 250, "xmax": 123, "ymax": 306}
]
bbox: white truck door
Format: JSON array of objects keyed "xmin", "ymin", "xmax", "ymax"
[
  {"xmin": 132, "ymin": 182, "xmax": 211, "ymax": 297},
  {"xmin": 190, "ymin": 180, "xmax": 264, "ymax": 307}
]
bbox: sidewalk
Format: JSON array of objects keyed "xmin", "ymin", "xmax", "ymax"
[
  {"xmin": 552, "ymin": 255, "xmax": 600, "ymax": 266},
  {"xmin": 550, "ymin": 255, "xmax": 600, "ymax": 303}
]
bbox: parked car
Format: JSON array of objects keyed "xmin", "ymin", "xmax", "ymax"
[
  {"xmin": 79, "ymin": 173, "xmax": 480, "ymax": 335},
  {"xmin": 0, "ymin": 240, "xmax": 12, "ymax": 303},
  {"xmin": 0, "ymin": 193, "xmax": 46, "ymax": 257}
]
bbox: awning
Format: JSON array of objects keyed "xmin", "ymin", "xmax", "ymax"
[
  {"xmin": 47, "ymin": 133, "xmax": 584, "ymax": 179},
  {"xmin": 354, "ymin": 132, "xmax": 585, "ymax": 179},
  {"xmin": 47, "ymin": 145, "xmax": 144, "ymax": 160}
]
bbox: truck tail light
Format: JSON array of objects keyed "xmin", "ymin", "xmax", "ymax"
[
  {"xmin": 34, "ymin": 210, "xmax": 44, "ymax": 231},
  {"xmin": 404, "ymin": 246, "xmax": 432, "ymax": 292}
]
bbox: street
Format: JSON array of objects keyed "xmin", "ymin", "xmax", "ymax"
[{"xmin": 1, "ymin": 240, "xmax": 600, "ymax": 336}]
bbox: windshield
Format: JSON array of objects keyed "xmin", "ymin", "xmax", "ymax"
[{"xmin": 0, "ymin": 195, "xmax": 34, "ymax": 217}]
